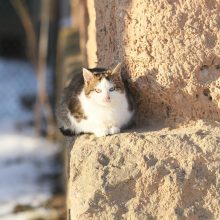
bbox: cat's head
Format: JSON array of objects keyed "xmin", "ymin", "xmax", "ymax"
[{"xmin": 82, "ymin": 63, "xmax": 125, "ymax": 106}]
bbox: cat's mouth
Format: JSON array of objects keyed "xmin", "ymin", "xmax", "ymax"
[
  {"xmin": 103, "ymin": 99, "xmax": 111, "ymax": 103},
  {"xmin": 99, "ymin": 99, "xmax": 111, "ymax": 106},
  {"xmin": 103, "ymin": 96, "xmax": 111, "ymax": 103}
]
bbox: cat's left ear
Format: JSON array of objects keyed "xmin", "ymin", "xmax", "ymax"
[
  {"xmin": 83, "ymin": 68, "xmax": 94, "ymax": 84},
  {"xmin": 111, "ymin": 63, "xmax": 122, "ymax": 77}
]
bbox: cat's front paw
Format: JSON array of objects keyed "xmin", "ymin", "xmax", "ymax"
[
  {"xmin": 94, "ymin": 128, "xmax": 109, "ymax": 137},
  {"xmin": 109, "ymin": 126, "xmax": 120, "ymax": 135}
]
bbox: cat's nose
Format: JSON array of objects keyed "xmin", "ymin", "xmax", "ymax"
[{"xmin": 103, "ymin": 96, "xmax": 110, "ymax": 102}]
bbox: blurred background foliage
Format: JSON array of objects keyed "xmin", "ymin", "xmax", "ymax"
[
  {"xmin": 0, "ymin": 0, "xmax": 82, "ymax": 137},
  {"xmin": 0, "ymin": 0, "xmax": 82, "ymax": 219}
]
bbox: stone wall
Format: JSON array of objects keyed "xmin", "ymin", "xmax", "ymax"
[
  {"xmin": 67, "ymin": 1, "xmax": 220, "ymax": 219},
  {"xmin": 68, "ymin": 121, "xmax": 220, "ymax": 220},
  {"xmin": 85, "ymin": 0, "xmax": 220, "ymax": 124}
]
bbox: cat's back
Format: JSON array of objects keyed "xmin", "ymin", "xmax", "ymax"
[{"xmin": 64, "ymin": 71, "xmax": 84, "ymax": 100}]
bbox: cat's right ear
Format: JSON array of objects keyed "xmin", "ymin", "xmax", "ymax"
[
  {"xmin": 112, "ymin": 63, "xmax": 122, "ymax": 75},
  {"xmin": 83, "ymin": 68, "xmax": 94, "ymax": 84}
]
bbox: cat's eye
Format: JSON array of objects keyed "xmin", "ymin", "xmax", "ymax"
[
  {"xmin": 95, "ymin": 88, "xmax": 102, "ymax": 93},
  {"xmin": 109, "ymin": 87, "xmax": 115, "ymax": 92}
]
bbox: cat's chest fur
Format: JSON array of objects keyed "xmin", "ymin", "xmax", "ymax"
[
  {"xmin": 69, "ymin": 92, "xmax": 133, "ymax": 136},
  {"xmin": 80, "ymin": 91, "xmax": 131, "ymax": 125}
]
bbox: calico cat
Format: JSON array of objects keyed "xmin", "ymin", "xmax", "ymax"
[{"xmin": 56, "ymin": 63, "xmax": 134, "ymax": 137}]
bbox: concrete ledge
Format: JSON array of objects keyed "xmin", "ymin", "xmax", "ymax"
[{"xmin": 67, "ymin": 120, "xmax": 220, "ymax": 220}]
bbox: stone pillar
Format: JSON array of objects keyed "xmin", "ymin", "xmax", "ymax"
[
  {"xmin": 84, "ymin": 0, "xmax": 220, "ymax": 123},
  {"xmin": 67, "ymin": 0, "xmax": 220, "ymax": 219}
]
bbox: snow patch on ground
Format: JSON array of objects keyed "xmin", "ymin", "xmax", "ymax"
[
  {"xmin": 1, "ymin": 208, "xmax": 54, "ymax": 220},
  {"xmin": 0, "ymin": 121, "xmax": 60, "ymax": 218},
  {"xmin": 0, "ymin": 58, "xmax": 53, "ymax": 120},
  {"xmin": 0, "ymin": 59, "xmax": 60, "ymax": 219}
]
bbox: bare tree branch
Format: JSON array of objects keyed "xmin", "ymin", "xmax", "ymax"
[
  {"xmin": 37, "ymin": 0, "xmax": 56, "ymax": 138},
  {"xmin": 10, "ymin": 0, "xmax": 38, "ymax": 67},
  {"xmin": 10, "ymin": 0, "xmax": 56, "ymax": 138}
]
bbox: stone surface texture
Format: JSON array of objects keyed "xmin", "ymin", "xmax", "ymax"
[
  {"xmin": 68, "ymin": 0, "xmax": 220, "ymax": 219},
  {"xmin": 86, "ymin": 0, "xmax": 220, "ymax": 123},
  {"xmin": 68, "ymin": 121, "xmax": 220, "ymax": 220}
]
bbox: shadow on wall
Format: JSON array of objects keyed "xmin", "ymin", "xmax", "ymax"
[
  {"xmin": 132, "ymin": 64, "xmax": 220, "ymax": 124},
  {"xmin": 93, "ymin": 0, "xmax": 220, "ymax": 125},
  {"xmin": 91, "ymin": 0, "xmax": 118, "ymax": 67}
]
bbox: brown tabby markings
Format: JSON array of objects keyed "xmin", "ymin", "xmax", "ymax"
[
  {"xmin": 68, "ymin": 96, "xmax": 86, "ymax": 122},
  {"xmin": 64, "ymin": 71, "xmax": 86, "ymax": 122},
  {"xmin": 111, "ymin": 73, "xmax": 125, "ymax": 93},
  {"xmin": 84, "ymin": 71, "xmax": 125, "ymax": 97}
]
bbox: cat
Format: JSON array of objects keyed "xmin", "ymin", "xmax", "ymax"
[{"xmin": 56, "ymin": 63, "xmax": 134, "ymax": 137}]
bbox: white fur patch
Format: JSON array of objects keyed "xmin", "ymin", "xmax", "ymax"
[{"xmin": 68, "ymin": 78, "xmax": 133, "ymax": 137}]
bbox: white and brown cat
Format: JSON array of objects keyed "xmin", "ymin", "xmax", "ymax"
[{"xmin": 56, "ymin": 63, "xmax": 134, "ymax": 137}]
